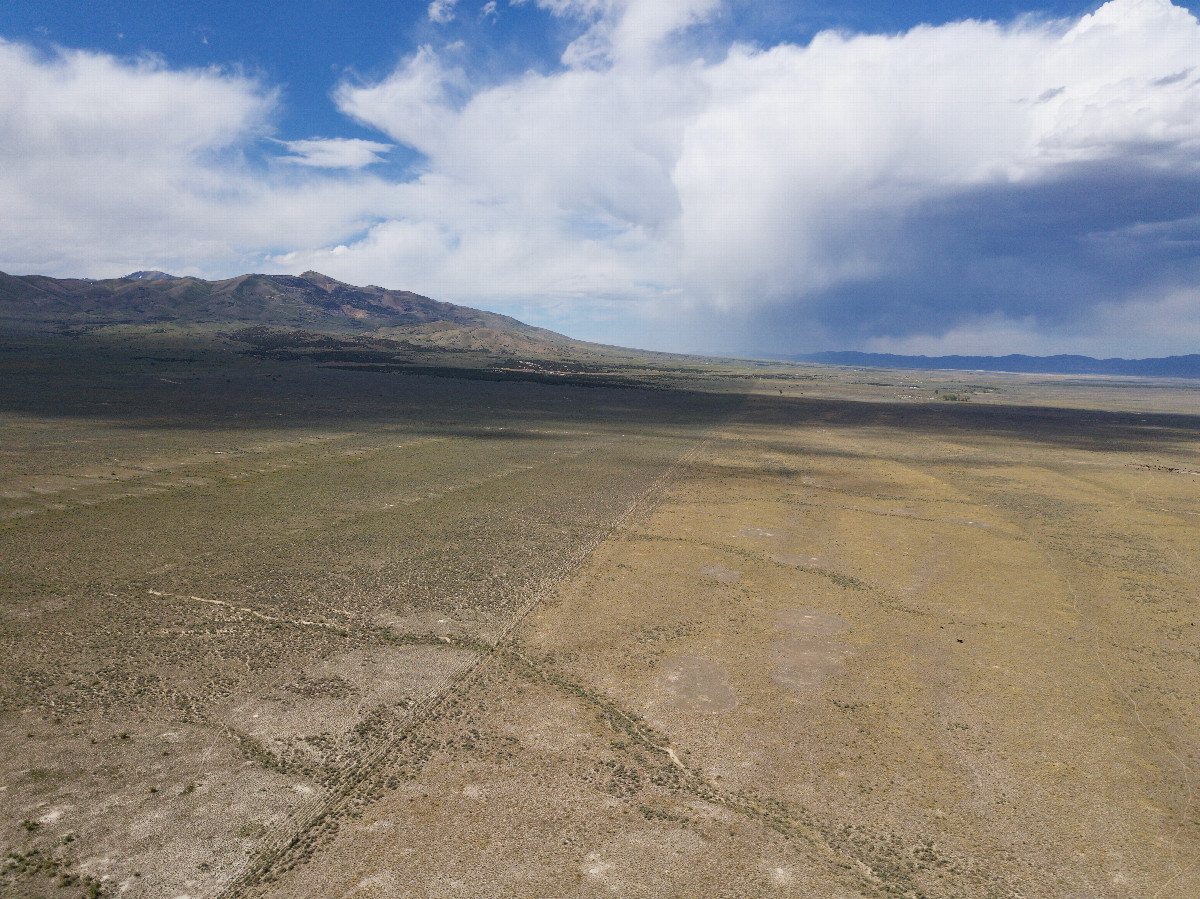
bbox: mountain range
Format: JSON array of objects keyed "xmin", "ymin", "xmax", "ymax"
[
  {"xmin": 789, "ymin": 351, "xmax": 1200, "ymax": 379},
  {"xmin": 0, "ymin": 269, "xmax": 586, "ymax": 357},
  {"xmin": 2, "ymin": 270, "xmax": 1195, "ymax": 377}
]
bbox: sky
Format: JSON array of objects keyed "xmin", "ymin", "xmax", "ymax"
[{"xmin": 2, "ymin": 0, "xmax": 1200, "ymax": 357}]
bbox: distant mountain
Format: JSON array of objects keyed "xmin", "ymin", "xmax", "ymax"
[
  {"xmin": 790, "ymin": 351, "xmax": 1200, "ymax": 379},
  {"xmin": 125, "ymin": 270, "xmax": 176, "ymax": 281},
  {"xmin": 0, "ymin": 269, "xmax": 585, "ymax": 356}
]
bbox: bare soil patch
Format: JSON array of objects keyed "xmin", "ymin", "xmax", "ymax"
[
  {"xmin": 655, "ymin": 655, "xmax": 739, "ymax": 713},
  {"xmin": 698, "ymin": 564, "xmax": 740, "ymax": 583},
  {"xmin": 773, "ymin": 608, "xmax": 850, "ymax": 637},
  {"xmin": 769, "ymin": 639, "xmax": 853, "ymax": 691}
]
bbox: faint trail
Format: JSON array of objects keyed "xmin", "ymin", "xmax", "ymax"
[
  {"xmin": 1150, "ymin": 514, "xmax": 1200, "ymax": 896},
  {"xmin": 1117, "ymin": 470, "xmax": 1198, "ymax": 897},
  {"xmin": 492, "ymin": 645, "xmax": 904, "ymax": 897},
  {"xmin": 212, "ymin": 417, "xmax": 733, "ymax": 898},
  {"xmin": 0, "ymin": 434, "xmax": 447, "ymax": 520},
  {"xmin": 1034, "ymin": 469, "xmax": 1197, "ymax": 897},
  {"xmin": 505, "ymin": 646, "xmax": 693, "ymax": 774},
  {"xmin": 147, "ymin": 589, "xmax": 345, "ymax": 631}
]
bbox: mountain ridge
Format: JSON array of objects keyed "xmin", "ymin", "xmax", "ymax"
[
  {"xmin": 0, "ymin": 269, "xmax": 546, "ymax": 333},
  {"xmin": 0, "ymin": 269, "xmax": 595, "ymax": 358},
  {"xmin": 5, "ymin": 271, "xmax": 1194, "ymax": 375}
]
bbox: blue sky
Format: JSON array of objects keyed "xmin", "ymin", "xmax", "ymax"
[
  {"xmin": 2, "ymin": 0, "xmax": 1200, "ymax": 356},
  {"xmin": 1, "ymin": 1, "xmax": 1136, "ymax": 150}
]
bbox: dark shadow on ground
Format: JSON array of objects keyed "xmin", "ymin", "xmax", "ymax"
[
  {"xmin": 2, "ymin": 331, "xmax": 1197, "ymax": 454},
  {"xmin": 741, "ymin": 394, "xmax": 1200, "ymax": 455}
]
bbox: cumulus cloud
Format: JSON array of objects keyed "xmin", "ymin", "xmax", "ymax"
[
  {"xmin": 3, "ymin": 1, "xmax": 1200, "ymax": 355},
  {"xmin": 0, "ymin": 39, "xmax": 402, "ymax": 277},
  {"xmin": 278, "ymin": 137, "xmax": 392, "ymax": 168},
  {"xmin": 321, "ymin": 0, "xmax": 1200, "ymax": 353},
  {"xmin": 671, "ymin": 3, "xmax": 1200, "ymax": 316}
]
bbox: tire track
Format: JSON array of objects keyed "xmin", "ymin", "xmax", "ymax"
[{"xmin": 213, "ymin": 419, "xmax": 730, "ymax": 898}]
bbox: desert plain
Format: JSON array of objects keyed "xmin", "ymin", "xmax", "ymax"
[{"xmin": 2, "ymin": 330, "xmax": 1198, "ymax": 898}]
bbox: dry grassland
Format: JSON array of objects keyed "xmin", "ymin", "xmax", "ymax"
[{"xmin": 1, "ymin": 334, "xmax": 1197, "ymax": 898}]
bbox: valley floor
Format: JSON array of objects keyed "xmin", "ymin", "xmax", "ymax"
[{"xmin": 2, "ymin": 334, "xmax": 1198, "ymax": 897}]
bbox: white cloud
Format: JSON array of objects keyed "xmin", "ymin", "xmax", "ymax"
[
  {"xmin": 0, "ymin": 39, "xmax": 402, "ymax": 277},
  {"xmin": 321, "ymin": 0, "xmax": 1200, "ymax": 345},
  {"xmin": 334, "ymin": 46, "xmax": 467, "ymax": 155},
  {"xmin": 670, "ymin": 1, "xmax": 1200, "ymax": 312},
  {"xmin": 0, "ymin": 41, "xmax": 273, "ymax": 159},
  {"xmin": 428, "ymin": 0, "xmax": 459, "ymax": 24},
  {"xmin": 278, "ymin": 137, "xmax": 392, "ymax": 168},
  {"xmin": 609, "ymin": 0, "xmax": 721, "ymax": 62},
  {"xmin": 516, "ymin": 0, "xmax": 721, "ymax": 65},
  {"xmin": 3, "ymin": 1, "xmax": 1200, "ymax": 355}
]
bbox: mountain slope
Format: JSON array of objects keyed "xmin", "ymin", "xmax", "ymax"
[
  {"xmin": 1, "ymin": 269, "xmax": 544, "ymax": 331},
  {"xmin": 0, "ymin": 269, "xmax": 584, "ymax": 354}
]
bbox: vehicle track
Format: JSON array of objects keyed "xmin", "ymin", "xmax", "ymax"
[{"xmin": 212, "ymin": 420, "xmax": 729, "ymax": 898}]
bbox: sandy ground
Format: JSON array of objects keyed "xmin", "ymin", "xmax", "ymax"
[
  {"xmin": 3, "ymin": 346, "xmax": 1198, "ymax": 898},
  {"xmin": 253, "ymin": 390, "xmax": 1199, "ymax": 898}
]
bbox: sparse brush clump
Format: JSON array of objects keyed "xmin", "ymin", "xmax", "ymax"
[{"xmin": 3, "ymin": 849, "xmax": 106, "ymax": 898}]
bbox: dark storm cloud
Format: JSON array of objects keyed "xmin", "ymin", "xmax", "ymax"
[{"xmin": 826, "ymin": 162, "xmax": 1200, "ymax": 335}]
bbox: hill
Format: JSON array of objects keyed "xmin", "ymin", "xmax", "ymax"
[
  {"xmin": 0, "ymin": 269, "xmax": 713, "ymax": 390},
  {"xmin": 790, "ymin": 350, "xmax": 1200, "ymax": 379},
  {"xmin": 0, "ymin": 269, "xmax": 589, "ymax": 358}
]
